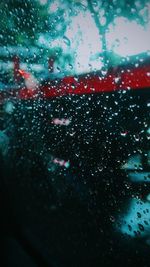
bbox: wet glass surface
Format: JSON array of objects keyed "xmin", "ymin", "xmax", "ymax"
[{"xmin": 0, "ymin": 1, "xmax": 150, "ymax": 266}]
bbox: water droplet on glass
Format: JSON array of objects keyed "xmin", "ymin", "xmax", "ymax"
[
  {"xmin": 121, "ymin": 131, "xmax": 128, "ymax": 137},
  {"xmin": 63, "ymin": 36, "xmax": 71, "ymax": 46}
]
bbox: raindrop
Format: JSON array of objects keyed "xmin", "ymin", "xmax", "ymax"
[
  {"xmin": 138, "ymin": 224, "xmax": 144, "ymax": 232},
  {"xmin": 110, "ymin": 216, "xmax": 115, "ymax": 223},
  {"xmin": 137, "ymin": 212, "xmax": 142, "ymax": 218},
  {"xmin": 121, "ymin": 131, "xmax": 128, "ymax": 137},
  {"xmin": 63, "ymin": 36, "xmax": 71, "ymax": 46},
  {"xmin": 68, "ymin": 64, "xmax": 73, "ymax": 70},
  {"xmin": 114, "ymin": 77, "xmax": 120, "ymax": 84},
  {"xmin": 133, "ymin": 134, "xmax": 140, "ymax": 141},
  {"xmin": 128, "ymin": 224, "xmax": 132, "ymax": 231}
]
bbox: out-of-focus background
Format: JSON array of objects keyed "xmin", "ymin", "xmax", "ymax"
[
  {"xmin": 0, "ymin": 0, "xmax": 150, "ymax": 81},
  {"xmin": 0, "ymin": 1, "xmax": 150, "ymax": 267}
]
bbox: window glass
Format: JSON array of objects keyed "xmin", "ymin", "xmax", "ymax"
[{"xmin": 0, "ymin": 1, "xmax": 150, "ymax": 266}]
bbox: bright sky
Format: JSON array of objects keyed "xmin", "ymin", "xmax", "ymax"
[
  {"xmin": 65, "ymin": 9, "xmax": 103, "ymax": 74},
  {"xmin": 38, "ymin": 2, "xmax": 150, "ymax": 74},
  {"xmin": 106, "ymin": 16, "xmax": 150, "ymax": 57}
]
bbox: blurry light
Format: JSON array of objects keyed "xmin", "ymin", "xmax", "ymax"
[
  {"xmin": 4, "ymin": 101, "xmax": 14, "ymax": 114},
  {"xmin": 51, "ymin": 118, "xmax": 71, "ymax": 126},
  {"xmin": 52, "ymin": 158, "xmax": 70, "ymax": 168},
  {"xmin": 39, "ymin": 0, "xmax": 47, "ymax": 5},
  {"xmin": 147, "ymin": 194, "xmax": 150, "ymax": 202},
  {"xmin": 147, "ymin": 127, "xmax": 150, "ymax": 134},
  {"xmin": 48, "ymin": 1, "xmax": 59, "ymax": 13},
  {"xmin": 118, "ymin": 198, "xmax": 150, "ymax": 237},
  {"xmin": 121, "ymin": 154, "xmax": 141, "ymax": 170}
]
